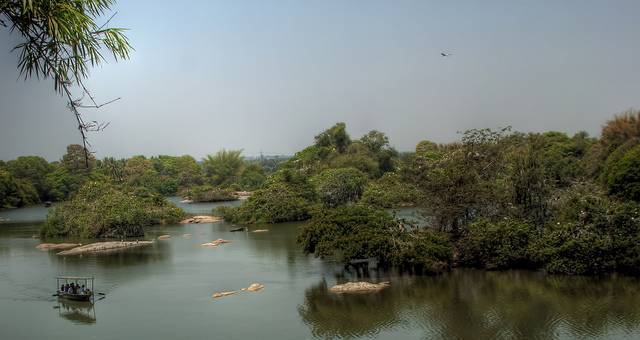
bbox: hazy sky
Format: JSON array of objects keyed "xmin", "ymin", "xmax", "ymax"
[{"xmin": 1, "ymin": 0, "xmax": 639, "ymax": 161}]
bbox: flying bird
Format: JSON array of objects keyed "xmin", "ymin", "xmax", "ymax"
[{"xmin": 441, "ymin": 52, "xmax": 453, "ymax": 57}]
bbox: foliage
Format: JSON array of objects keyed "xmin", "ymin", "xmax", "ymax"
[
  {"xmin": 532, "ymin": 183, "xmax": 640, "ymax": 275},
  {"xmin": 182, "ymin": 185, "xmax": 236, "ymax": 202},
  {"xmin": 5, "ymin": 156, "xmax": 52, "ymax": 200},
  {"xmin": 217, "ymin": 182, "xmax": 312, "ymax": 224},
  {"xmin": 62, "ymin": 144, "xmax": 96, "ymax": 172},
  {"xmin": 458, "ymin": 218, "xmax": 537, "ymax": 270},
  {"xmin": 311, "ymin": 168, "xmax": 368, "ymax": 207},
  {"xmin": 0, "ymin": 167, "xmax": 39, "ymax": 208},
  {"xmin": 360, "ymin": 172, "xmax": 422, "ymax": 208},
  {"xmin": 315, "ymin": 122, "xmax": 351, "ymax": 153},
  {"xmin": 202, "ymin": 149, "xmax": 245, "ymax": 186},
  {"xmin": 41, "ymin": 181, "xmax": 184, "ymax": 238},
  {"xmin": 601, "ymin": 144, "xmax": 640, "ymax": 202},
  {"xmin": 298, "ymin": 205, "xmax": 452, "ymax": 273}
]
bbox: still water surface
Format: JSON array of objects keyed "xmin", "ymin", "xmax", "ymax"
[{"xmin": 1, "ymin": 201, "xmax": 640, "ymax": 339}]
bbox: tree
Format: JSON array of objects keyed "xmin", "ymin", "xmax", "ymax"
[
  {"xmin": 6, "ymin": 156, "xmax": 52, "ymax": 199},
  {"xmin": 311, "ymin": 168, "xmax": 368, "ymax": 208},
  {"xmin": 602, "ymin": 144, "xmax": 640, "ymax": 202},
  {"xmin": 315, "ymin": 122, "xmax": 351, "ymax": 153},
  {"xmin": 61, "ymin": 144, "xmax": 95, "ymax": 172},
  {"xmin": 1, "ymin": 0, "xmax": 132, "ymax": 166},
  {"xmin": 202, "ymin": 149, "xmax": 245, "ymax": 187}
]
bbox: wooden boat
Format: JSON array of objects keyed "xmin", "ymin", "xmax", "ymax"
[
  {"xmin": 57, "ymin": 291, "xmax": 93, "ymax": 301},
  {"xmin": 56, "ymin": 276, "xmax": 95, "ymax": 302}
]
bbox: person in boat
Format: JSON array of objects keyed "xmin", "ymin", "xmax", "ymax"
[
  {"xmin": 64, "ymin": 283, "xmax": 69, "ymax": 293},
  {"xmin": 80, "ymin": 285, "xmax": 86, "ymax": 294},
  {"xmin": 60, "ymin": 284, "xmax": 64, "ymax": 292}
]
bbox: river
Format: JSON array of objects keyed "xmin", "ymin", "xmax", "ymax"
[{"xmin": 1, "ymin": 200, "xmax": 640, "ymax": 339}]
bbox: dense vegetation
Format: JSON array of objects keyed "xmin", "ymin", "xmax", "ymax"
[
  {"xmin": 221, "ymin": 110, "xmax": 640, "ymax": 275},
  {"xmin": 42, "ymin": 181, "xmax": 184, "ymax": 238},
  {"xmin": 0, "ymin": 146, "xmax": 280, "ymax": 208},
  {"xmin": 5, "ymin": 109, "xmax": 640, "ymax": 275}
]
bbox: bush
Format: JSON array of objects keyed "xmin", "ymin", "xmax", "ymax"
[
  {"xmin": 217, "ymin": 182, "xmax": 312, "ymax": 223},
  {"xmin": 457, "ymin": 218, "xmax": 537, "ymax": 270},
  {"xmin": 298, "ymin": 205, "xmax": 452, "ymax": 273},
  {"xmin": 532, "ymin": 183, "xmax": 640, "ymax": 275},
  {"xmin": 361, "ymin": 173, "xmax": 422, "ymax": 208},
  {"xmin": 41, "ymin": 181, "xmax": 185, "ymax": 238},
  {"xmin": 311, "ymin": 168, "xmax": 368, "ymax": 207},
  {"xmin": 602, "ymin": 143, "xmax": 640, "ymax": 202}
]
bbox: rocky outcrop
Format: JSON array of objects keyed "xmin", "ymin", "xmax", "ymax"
[
  {"xmin": 201, "ymin": 239, "xmax": 231, "ymax": 247},
  {"xmin": 57, "ymin": 241, "xmax": 153, "ymax": 255},
  {"xmin": 179, "ymin": 215, "xmax": 223, "ymax": 224},
  {"xmin": 329, "ymin": 281, "xmax": 390, "ymax": 294},
  {"xmin": 212, "ymin": 282, "xmax": 264, "ymax": 299},
  {"xmin": 36, "ymin": 243, "xmax": 81, "ymax": 251}
]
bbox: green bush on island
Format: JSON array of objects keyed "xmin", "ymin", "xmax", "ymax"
[
  {"xmin": 217, "ymin": 182, "xmax": 312, "ymax": 224},
  {"xmin": 182, "ymin": 185, "xmax": 237, "ymax": 202},
  {"xmin": 41, "ymin": 181, "xmax": 185, "ymax": 238},
  {"xmin": 602, "ymin": 143, "xmax": 640, "ymax": 202},
  {"xmin": 298, "ymin": 205, "xmax": 452, "ymax": 274},
  {"xmin": 532, "ymin": 183, "xmax": 640, "ymax": 275},
  {"xmin": 311, "ymin": 168, "xmax": 368, "ymax": 208},
  {"xmin": 457, "ymin": 218, "xmax": 537, "ymax": 270},
  {"xmin": 360, "ymin": 172, "xmax": 422, "ymax": 208}
]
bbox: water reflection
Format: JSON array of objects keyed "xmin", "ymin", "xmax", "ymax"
[
  {"xmin": 299, "ymin": 270, "xmax": 640, "ymax": 339},
  {"xmin": 55, "ymin": 299, "xmax": 96, "ymax": 325}
]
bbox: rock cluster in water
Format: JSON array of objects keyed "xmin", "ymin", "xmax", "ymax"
[
  {"xmin": 36, "ymin": 243, "xmax": 81, "ymax": 251},
  {"xmin": 329, "ymin": 281, "xmax": 390, "ymax": 294},
  {"xmin": 212, "ymin": 282, "xmax": 264, "ymax": 299},
  {"xmin": 56, "ymin": 241, "xmax": 154, "ymax": 255},
  {"xmin": 201, "ymin": 239, "xmax": 231, "ymax": 247},
  {"xmin": 179, "ymin": 215, "xmax": 223, "ymax": 224}
]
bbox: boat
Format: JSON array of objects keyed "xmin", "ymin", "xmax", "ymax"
[
  {"xmin": 44, "ymin": 201, "xmax": 52, "ymax": 207},
  {"xmin": 56, "ymin": 276, "xmax": 94, "ymax": 302}
]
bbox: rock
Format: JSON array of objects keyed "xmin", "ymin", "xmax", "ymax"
[
  {"xmin": 246, "ymin": 283, "xmax": 264, "ymax": 292},
  {"xmin": 179, "ymin": 215, "xmax": 223, "ymax": 224},
  {"xmin": 201, "ymin": 239, "xmax": 231, "ymax": 247},
  {"xmin": 180, "ymin": 199, "xmax": 193, "ymax": 203},
  {"xmin": 182, "ymin": 233, "xmax": 192, "ymax": 237},
  {"xmin": 329, "ymin": 281, "xmax": 390, "ymax": 294},
  {"xmin": 229, "ymin": 227, "xmax": 245, "ymax": 232},
  {"xmin": 36, "ymin": 243, "xmax": 81, "ymax": 251},
  {"xmin": 157, "ymin": 235, "xmax": 171, "ymax": 240},
  {"xmin": 234, "ymin": 191, "xmax": 252, "ymax": 200},
  {"xmin": 212, "ymin": 291, "xmax": 237, "ymax": 298},
  {"xmin": 251, "ymin": 229, "xmax": 269, "ymax": 233},
  {"xmin": 57, "ymin": 241, "xmax": 154, "ymax": 255}
]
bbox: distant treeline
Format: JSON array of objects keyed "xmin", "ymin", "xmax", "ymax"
[{"xmin": 0, "ymin": 146, "xmax": 286, "ymax": 208}]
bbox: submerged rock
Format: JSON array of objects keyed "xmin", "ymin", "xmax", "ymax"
[
  {"xmin": 201, "ymin": 239, "xmax": 231, "ymax": 247},
  {"xmin": 229, "ymin": 227, "xmax": 245, "ymax": 232},
  {"xmin": 179, "ymin": 215, "xmax": 223, "ymax": 224},
  {"xmin": 213, "ymin": 282, "xmax": 264, "ymax": 299},
  {"xmin": 329, "ymin": 281, "xmax": 390, "ymax": 294},
  {"xmin": 36, "ymin": 243, "xmax": 81, "ymax": 251},
  {"xmin": 251, "ymin": 229, "xmax": 269, "ymax": 233},
  {"xmin": 157, "ymin": 235, "xmax": 171, "ymax": 240},
  {"xmin": 57, "ymin": 241, "xmax": 153, "ymax": 255},
  {"xmin": 182, "ymin": 233, "xmax": 192, "ymax": 238},
  {"xmin": 245, "ymin": 283, "xmax": 264, "ymax": 292},
  {"xmin": 212, "ymin": 291, "xmax": 237, "ymax": 298}
]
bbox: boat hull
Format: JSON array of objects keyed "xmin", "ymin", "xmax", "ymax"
[{"xmin": 58, "ymin": 292, "xmax": 93, "ymax": 301}]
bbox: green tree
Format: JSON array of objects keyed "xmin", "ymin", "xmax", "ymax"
[
  {"xmin": 62, "ymin": 144, "xmax": 96, "ymax": 172},
  {"xmin": 6, "ymin": 156, "xmax": 52, "ymax": 199},
  {"xmin": 202, "ymin": 149, "xmax": 245, "ymax": 187},
  {"xmin": 311, "ymin": 168, "xmax": 368, "ymax": 208},
  {"xmin": 602, "ymin": 144, "xmax": 640, "ymax": 202},
  {"xmin": 315, "ymin": 122, "xmax": 351, "ymax": 153}
]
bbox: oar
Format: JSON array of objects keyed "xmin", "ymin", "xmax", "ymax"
[
  {"xmin": 97, "ymin": 292, "xmax": 106, "ymax": 296},
  {"xmin": 52, "ymin": 293, "xmax": 59, "ymax": 297}
]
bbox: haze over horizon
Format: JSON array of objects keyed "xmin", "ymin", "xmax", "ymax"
[{"xmin": 1, "ymin": 0, "xmax": 639, "ymax": 161}]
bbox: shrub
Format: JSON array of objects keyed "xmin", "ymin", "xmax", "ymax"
[
  {"xmin": 217, "ymin": 182, "xmax": 312, "ymax": 223},
  {"xmin": 298, "ymin": 205, "xmax": 452, "ymax": 273},
  {"xmin": 532, "ymin": 183, "xmax": 640, "ymax": 275},
  {"xmin": 361, "ymin": 172, "xmax": 422, "ymax": 208},
  {"xmin": 41, "ymin": 181, "xmax": 185, "ymax": 238},
  {"xmin": 457, "ymin": 218, "xmax": 537, "ymax": 270},
  {"xmin": 311, "ymin": 168, "xmax": 368, "ymax": 207}
]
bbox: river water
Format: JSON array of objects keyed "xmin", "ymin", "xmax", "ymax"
[{"xmin": 1, "ymin": 200, "xmax": 640, "ymax": 339}]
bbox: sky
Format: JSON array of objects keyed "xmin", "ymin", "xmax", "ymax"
[{"xmin": 1, "ymin": 0, "xmax": 639, "ymax": 161}]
